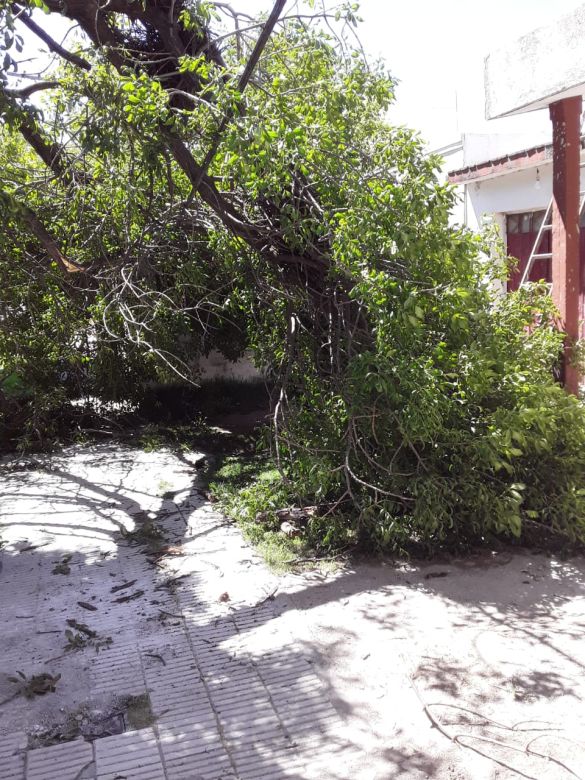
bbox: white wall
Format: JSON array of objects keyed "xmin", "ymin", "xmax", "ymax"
[
  {"xmin": 467, "ymin": 163, "xmax": 553, "ymax": 221},
  {"xmin": 449, "ymin": 159, "xmax": 585, "ymax": 295},
  {"xmin": 198, "ymin": 349, "xmax": 262, "ymax": 382},
  {"xmin": 464, "ymin": 161, "xmax": 585, "ymax": 226}
]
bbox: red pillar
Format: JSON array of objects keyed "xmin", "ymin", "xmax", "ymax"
[{"xmin": 550, "ymin": 96, "xmax": 582, "ymax": 394}]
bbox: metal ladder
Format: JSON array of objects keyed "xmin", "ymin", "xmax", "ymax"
[
  {"xmin": 519, "ymin": 182, "xmax": 585, "ymax": 288},
  {"xmin": 519, "ymin": 200, "xmax": 554, "ymax": 287}
]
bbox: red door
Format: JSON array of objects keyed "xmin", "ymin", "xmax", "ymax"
[{"xmin": 506, "ymin": 210, "xmax": 551, "ymax": 291}]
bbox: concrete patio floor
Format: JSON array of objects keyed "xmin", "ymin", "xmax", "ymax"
[{"xmin": 1, "ymin": 443, "xmax": 585, "ymax": 779}]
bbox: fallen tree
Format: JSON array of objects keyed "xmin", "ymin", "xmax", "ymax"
[{"xmin": 1, "ymin": 1, "xmax": 585, "ymax": 551}]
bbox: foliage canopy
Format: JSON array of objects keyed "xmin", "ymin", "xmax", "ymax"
[{"xmin": 1, "ymin": 0, "xmax": 585, "ymax": 552}]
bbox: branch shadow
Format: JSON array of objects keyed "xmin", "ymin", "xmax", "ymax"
[{"xmin": 2, "ymin": 442, "xmax": 585, "ymax": 779}]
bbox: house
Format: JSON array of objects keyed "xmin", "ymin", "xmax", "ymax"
[
  {"xmin": 441, "ymin": 3, "xmax": 585, "ymax": 391},
  {"xmin": 447, "ymin": 133, "xmax": 585, "ymax": 294}
]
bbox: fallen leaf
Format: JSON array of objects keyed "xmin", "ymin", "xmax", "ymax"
[
  {"xmin": 66, "ymin": 619, "xmax": 97, "ymax": 638},
  {"xmin": 77, "ymin": 601, "xmax": 98, "ymax": 611},
  {"xmin": 110, "ymin": 579, "xmax": 137, "ymax": 593},
  {"xmin": 52, "ymin": 555, "xmax": 73, "ymax": 575},
  {"xmin": 160, "ymin": 546, "xmax": 184, "ymax": 556},
  {"xmin": 114, "ymin": 590, "xmax": 144, "ymax": 604},
  {"xmin": 144, "ymin": 652, "xmax": 166, "ymax": 666},
  {"xmin": 19, "ymin": 543, "xmax": 49, "ymax": 553}
]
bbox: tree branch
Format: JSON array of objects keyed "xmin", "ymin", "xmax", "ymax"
[
  {"xmin": 4, "ymin": 192, "xmax": 84, "ymax": 274},
  {"xmin": 18, "ymin": 0, "xmax": 326, "ymax": 280},
  {"xmin": 6, "ymin": 81, "xmax": 60, "ymax": 99},
  {"xmin": 14, "ymin": 6, "xmax": 91, "ymax": 71},
  {"xmin": 192, "ymin": 0, "xmax": 288, "ymax": 191},
  {"xmin": 0, "ymin": 83, "xmax": 76, "ymax": 185},
  {"xmin": 237, "ymin": 0, "xmax": 287, "ymax": 94}
]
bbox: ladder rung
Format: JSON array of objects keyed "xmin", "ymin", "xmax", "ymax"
[
  {"xmin": 542, "ymin": 224, "xmax": 552, "ymax": 230},
  {"xmin": 532, "ymin": 253, "xmax": 552, "ymax": 260}
]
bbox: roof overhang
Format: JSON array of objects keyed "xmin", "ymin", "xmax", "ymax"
[
  {"xmin": 447, "ymin": 138, "xmax": 585, "ymax": 184},
  {"xmin": 448, "ymin": 144, "xmax": 552, "ymax": 184},
  {"xmin": 485, "ymin": 3, "xmax": 585, "ymax": 119}
]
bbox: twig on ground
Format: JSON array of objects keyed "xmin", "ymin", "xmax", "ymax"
[
  {"xmin": 254, "ymin": 587, "xmax": 278, "ymax": 606},
  {"xmin": 158, "ymin": 609, "xmax": 183, "ymax": 619},
  {"xmin": 144, "ymin": 652, "xmax": 166, "ymax": 666},
  {"xmin": 113, "ymin": 590, "xmax": 144, "ymax": 604},
  {"xmin": 110, "ymin": 579, "xmax": 137, "ymax": 593}
]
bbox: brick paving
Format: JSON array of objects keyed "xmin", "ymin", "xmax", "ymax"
[
  {"xmin": 5, "ymin": 445, "xmax": 585, "ymax": 779},
  {"xmin": 0, "ymin": 445, "xmax": 357, "ymax": 780}
]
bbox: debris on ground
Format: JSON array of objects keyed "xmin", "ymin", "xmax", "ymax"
[
  {"xmin": 144, "ymin": 652, "xmax": 166, "ymax": 666},
  {"xmin": 121, "ymin": 517, "xmax": 167, "ymax": 556},
  {"xmin": 27, "ymin": 695, "xmax": 153, "ymax": 748},
  {"xmin": 18, "ymin": 542, "xmax": 49, "ymax": 553},
  {"xmin": 63, "ymin": 628, "xmax": 112, "ymax": 655},
  {"xmin": 2, "ymin": 443, "xmax": 585, "ymax": 779},
  {"xmin": 110, "ymin": 579, "xmax": 137, "ymax": 594},
  {"xmin": 6, "ymin": 671, "xmax": 61, "ymax": 701},
  {"xmin": 77, "ymin": 601, "xmax": 98, "ymax": 611},
  {"xmin": 155, "ymin": 545, "xmax": 185, "ymax": 557},
  {"xmin": 66, "ymin": 620, "xmax": 97, "ymax": 638},
  {"xmin": 276, "ymin": 506, "xmax": 317, "ymax": 525},
  {"xmin": 52, "ymin": 554, "xmax": 72, "ymax": 575},
  {"xmin": 155, "ymin": 574, "xmax": 189, "ymax": 594},
  {"xmin": 113, "ymin": 590, "xmax": 144, "ymax": 604},
  {"xmin": 280, "ymin": 521, "xmax": 302, "ymax": 538},
  {"xmin": 119, "ymin": 693, "xmax": 156, "ymax": 731}
]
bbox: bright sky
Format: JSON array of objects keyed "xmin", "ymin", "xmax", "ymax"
[
  {"xmin": 231, "ymin": 0, "xmax": 585, "ymax": 150},
  {"xmin": 19, "ymin": 0, "xmax": 585, "ymax": 151},
  {"xmin": 353, "ymin": 0, "xmax": 585, "ymax": 150}
]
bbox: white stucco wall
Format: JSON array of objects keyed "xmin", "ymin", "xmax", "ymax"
[
  {"xmin": 448, "ymin": 159, "xmax": 585, "ymax": 295},
  {"xmin": 441, "ymin": 133, "xmax": 553, "ymax": 230},
  {"xmin": 467, "ymin": 163, "xmax": 553, "ymax": 221},
  {"xmin": 464, "ymin": 163, "xmax": 585, "ymax": 224},
  {"xmin": 198, "ymin": 349, "xmax": 262, "ymax": 382}
]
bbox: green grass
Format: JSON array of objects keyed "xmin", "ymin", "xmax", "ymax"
[
  {"xmin": 138, "ymin": 418, "xmax": 216, "ymax": 452},
  {"xmin": 208, "ymin": 453, "xmax": 356, "ymax": 571},
  {"xmin": 208, "ymin": 455, "xmax": 309, "ymax": 571},
  {"xmin": 133, "ymin": 421, "xmax": 355, "ymax": 570}
]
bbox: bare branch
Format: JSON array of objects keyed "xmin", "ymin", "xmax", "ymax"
[
  {"xmin": 14, "ymin": 6, "xmax": 92, "ymax": 71},
  {"xmin": 5, "ymin": 80, "xmax": 60, "ymax": 99},
  {"xmin": 0, "ymin": 84, "xmax": 76, "ymax": 185}
]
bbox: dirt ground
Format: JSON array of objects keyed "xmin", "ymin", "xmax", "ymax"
[{"xmin": 1, "ymin": 443, "xmax": 584, "ymax": 779}]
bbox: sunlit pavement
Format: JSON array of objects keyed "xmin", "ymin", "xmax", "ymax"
[{"xmin": 1, "ymin": 444, "xmax": 585, "ymax": 779}]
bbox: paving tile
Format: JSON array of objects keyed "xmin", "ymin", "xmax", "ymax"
[
  {"xmin": 97, "ymin": 771, "xmax": 164, "ymax": 780},
  {"xmin": 90, "ymin": 642, "xmax": 146, "ymax": 697},
  {"xmin": 26, "ymin": 739, "xmax": 94, "ymax": 780},
  {"xmin": 156, "ymin": 703, "xmax": 218, "ymax": 727},
  {"xmin": 231, "ymin": 741, "xmax": 304, "ymax": 780},
  {"xmin": 0, "ymin": 732, "xmax": 27, "ymax": 780},
  {"xmin": 164, "ymin": 745, "xmax": 233, "ymax": 780},
  {"xmin": 2, "ymin": 446, "xmax": 355, "ymax": 780},
  {"xmin": 158, "ymin": 715, "xmax": 219, "ymax": 739},
  {"xmin": 94, "ymin": 729, "xmax": 164, "ymax": 779}
]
